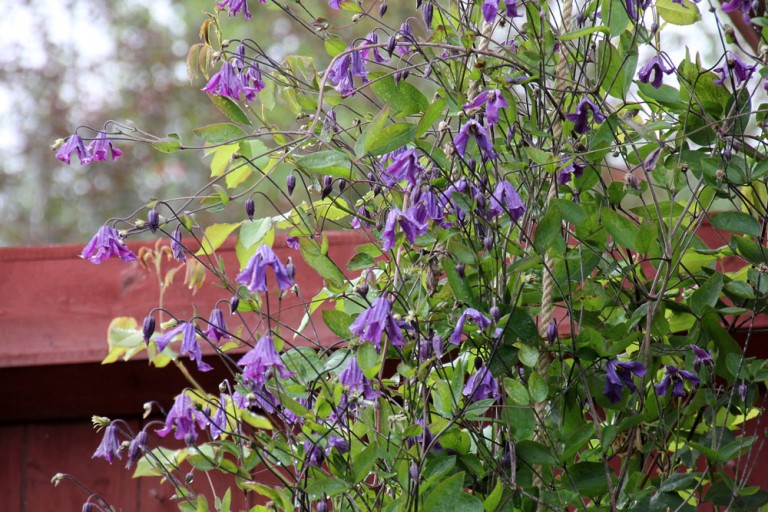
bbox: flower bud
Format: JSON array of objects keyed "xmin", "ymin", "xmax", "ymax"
[
  {"xmin": 321, "ymin": 176, "xmax": 333, "ymax": 199},
  {"xmin": 379, "ymin": 1, "xmax": 387, "ymax": 16},
  {"xmin": 418, "ymin": 338, "xmax": 432, "ymax": 362},
  {"xmin": 474, "ymin": 356, "xmax": 483, "ymax": 370},
  {"xmin": 546, "ymin": 320, "xmax": 558, "ymax": 344},
  {"xmin": 357, "ymin": 282, "xmax": 369, "ymax": 298},
  {"xmin": 466, "ymin": 158, "xmax": 476, "ymax": 172},
  {"xmin": 373, "ymin": 184, "xmax": 382, "ymax": 196},
  {"xmin": 410, "ymin": 462, "xmax": 420, "ymax": 482},
  {"xmin": 338, "ymin": 179, "xmax": 346, "ymax": 193},
  {"xmin": 142, "ymin": 315, "xmax": 156, "ymax": 344},
  {"xmin": 286, "ymin": 257, "xmax": 296, "ymax": 280},
  {"xmin": 147, "ymin": 209, "xmax": 160, "ymax": 233},
  {"xmin": 490, "ymin": 306, "xmax": 500, "ymax": 322},
  {"xmin": 230, "ymin": 295, "xmax": 240, "ymax": 315},
  {"xmin": 455, "ymin": 263, "xmax": 465, "ymax": 278},
  {"xmin": 317, "ymin": 501, "xmax": 329, "ymax": 512},
  {"xmin": 386, "ymin": 34, "xmax": 397, "ymax": 57},
  {"xmin": 431, "ymin": 333, "xmax": 444, "ymax": 357},
  {"xmin": 245, "ymin": 198, "xmax": 255, "ymax": 221},
  {"xmin": 287, "ymin": 172, "xmax": 296, "ymax": 196},
  {"xmin": 423, "ymin": 2, "xmax": 433, "ymax": 27},
  {"xmin": 483, "ymin": 236, "xmax": 493, "ymax": 251}
]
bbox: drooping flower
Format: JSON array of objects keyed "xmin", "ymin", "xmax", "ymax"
[
  {"xmin": 170, "ymin": 227, "xmax": 186, "ymax": 262},
  {"xmin": 285, "ymin": 236, "xmax": 300, "ymax": 250},
  {"xmin": 81, "ymin": 225, "xmax": 137, "ymax": 264},
  {"xmin": 92, "ymin": 424, "xmax": 121, "ymax": 463},
  {"xmin": 238, "ymin": 333, "xmax": 294, "ymax": 384},
  {"xmin": 327, "ymin": 51, "xmax": 356, "ymax": 97},
  {"xmin": 637, "ymin": 55, "xmax": 675, "ymax": 89},
  {"xmin": 382, "ymin": 207, "xmax": 428, "ymax": 251},
  {"xmin": 304, "ymin": 440, "xmax": 325, "ymax": 467},
  {"xmin": 546, "ymin": 320, "xmax": 558, "ymax": 344},
  {"xmin": 338, "ymin": 355, "xmax": 379, "ymax": 400},
  {"xmin": 156, "ymin": 392, "xmax": 209, "ymax": 442},
  {"xmin": 691, "ymin": 344, "xmax": 713, "ymax": 371},
  {"xmin": 488, "ymin": 180, "xmax": 526, "ymax": 222},
  {"xmin": 643, "ymin": 147, "xmax": 663, "ymax": 172},
  {"xmin": 505, "ymin": 0, "xmax": 523, "ymax": 17},
  {"xmin": 655, "ymin": 365, "xmax": 700, "ymax": 398},
  {"xmin": 177, "ymin": 322, "xmax": 212, "ymax": 372},
  {"xmin": 154, "ymin": 321, "xmax": 186, "ymax": 353},
  {"xmin": 384, "ymin": 149, "xmax": 424, "ymax": 186},
  {"xmin": 56, "ymin": 134, "xmax": 91, "ymax": 165},
  {"xmin": 325, "ymin": 435, "xmax": 350, "ymax": 456},
  {"xmin": 142, "ymin": 315, "xmax": 156, "ymax": 344},
  {"xmin": 209, "ymin": 394, "xmax": 228, "ymax": 440},
  {"xmin": 202, "ymin": 62, "xmax": 248, "ymax": 101},
  {"xmin": 713, "ymin": 53, "xmax": 756, "ymax": 87},
  {"xmin": 349, "ymin": 296, "xmax": 403, "ymax": 352},
  {"xmin": 396, "ymin": 22, "xmax": 415, "ymax": 55},
  {"xmin": 411, "ymin": 188, "xmax": 447, "ymax": 226},
  {"xmin": 463, "ymin": 364, "xmax": 500, "ymax": 402},
  {"xmin": 204, "ymin": 308, "xmax": 231, "ymax": 343},
  {"xmin": 237, "ymin": 244, "xmax": 294, "ymax": 292},
  {"xmin": 721, "ymin": 0, "xmax": 752, "ymax": 19},
  {"xmin": 603, "ymin": 359, "xmax": 647, "ymax": 404},
  {"xmin": 463, "ymin": 89, "xmax": 509, "ymax": 126},
  {"xmin": 557, "ymin": 159, "xmax": 586, "ymax": 185},
  {"xmin": 233, "ymin": 382, "xmax": 277, "ymax": 413},
  {"xmin": 566, "ymin": 97, "xmax": 606, "ymax": 134},
  {"xmin": 216, "ymin": 0, "xmax": 262, "ymax": 20},
  {"xmin": 87, "ymin": 132, "xmax": 123, "ymax": 162},
  {"xmin": 328, "ymin": 0, "xmax": 341, "ymax": 8},
  {"xmin": 455, "ymin": 119, "xmax": 496, "ymax": 159},
  {"xmin": 482, "ymin": 0, "xmax": 500, "ymax": 22},
  {"xmin": 125, "ymin": 429, "xmax": 147, "ymax": 469},
  {"xmin": 450, "ymin": 308, "xmax": 492, "ymax": 345}
]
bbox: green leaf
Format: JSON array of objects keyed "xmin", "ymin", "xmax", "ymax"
[
  {"xmin": 196, "ymin": 222, "xmax": 240, "ymax": 255},
  {"xmin": 560, "ymin": 424, "xmax": 595, "ymax": 462},
  {"xmin": 518, "ymin": 344, "xmax": 539, "ymax": 368},
  {"xmin": 569, "ymin": 461, "xmax": 610, "ymax": 497},
  {"xmin": 370, "ymin": 73, "xmax": 429, "ymax": 116},
  {"xmin": 552, "ymin": 198, "xmax": 587, "ymax": 224},
  {"xmin": 657, "ymin": 0, "xmax": 701, "ymax": 25},
  {"xmin": 298, "ymin": 237, "xmax": 346, "ymax": 289},
  {"xmin": 416, "ymin": 98, "xmax": 447, "ymax": 137},
  {"xmin": 529, "ymin": 372, "xmax": 549, "ymax": 402},
  {"xmin": 324, "ymin": 36, "xmax": 346, "ymax": 57},
  {"xmin": 504, "ymin": 377, "xmax": 531, "ymax": 405},
  {"xmin": 281, "ymin": 346, "xmax": 322, "ymax": 384},
  {"xmin": 516, "ymin": 440, "xmax": 557, "ymax": 465},
  {"xmin": 295, "ymin": 150, "xmax": 353, "ymax": 179},
  {"xmin": 557, "ymin": 25, "xmax": 610, "ymax": 41},
  {"xmin": 350, "ymin": 444, "xmax": 380, "ymax": 483},
  {"xmin": 239, "ymin": 218, "xmax": 273, "ymax": 249},
  {"xmin": 193, "ymin": 123, "xmax": 246, "ymax": 144},
  {"xmin": 710, "ymin": 211, "xmax": 762, "ymax": 237},
  {"xmin": 208, "ymin": 94, "xmax": 252, "ymax": 126},
  {"xmin": 602, "ymin": 209, "xmax": 639, "ymax": 251},
  {"xmin": 357, "ymin": 342, "xmax": 382, "ymax": 379},
  {"xmin": 365, "ymin": 123, "xmax": 416, "ymax": 156},
  {"xmin": 346, "ymin": 252, "xmax": 375, "ymax": 271},
  {"xmin": 601, "ymin": 0, "xmax": 629, "ymax": 36},
  {"xmin": 422, "ymin": 473, "xmax": 468, "ymax": 512},
  {"xmin": 322, "ymin": 309, "xmax": 353, "ymax": 339},
  {"xmin": 356, "ymin": 105, "xmax": 390, "ymax": 158},
  {"xmin": 443, "ymin": 257, "xmax": 476, "ymax": 306},
  {"xmin": 689, "ymin": 273, "xmax": 723, "ymax": 316},
  {"xmin": 533, "ymin": 206, "xmax": 562, "ymax": 254},
  {"xmin": 153, "ymin": 136, "xmax": 182, "ymax": 153}
]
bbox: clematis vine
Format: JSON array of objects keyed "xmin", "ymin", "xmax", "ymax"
[
  {"xmin": 216, "ymin": 0, "xmax": 262, "ymax": 20},
  {"xmin": 156, "ymin": 392, "xmax": 209, "ymax": 443},
  {"xmin": 691, "ymin": 344, "xmax": 713, "ymax": 371},
  {"xmin": 92, "ymin": 423, "xmax": 121, "ymax": 463},
  {"xmin": 454, "ymin": 119, "xmax": 496, "ymax": 159},
  {"xmin": 463, "ymin": 364, "xmax": 500, "ymax": 403},
  {"xmin": 88, "ymin": 132, "xmax": 123, "ymax": 162},
  {"xmin": 56, "ymin": 134, "xmax": 91, "ymax": 165},
  {"xmin": 81, "ymin": 225, "xmax": 137, "ymax": 264},
  {"xmin": 557, "ymin": 158, "xmax": 586, "ymax": 185},
  {"xmin": 204, "ymin": 308, "xmax": 231, "ymax": 343},
  {"xmin": 338, "ymin": 355, "xmax": 379, "ymax": 400},
  {"xmin": 382, "ymin": 207, "xmax": 428, "ymax": 251},
  {"xmin": 487, "ymin": 179, "xmax": 526, "ymax": 222}
]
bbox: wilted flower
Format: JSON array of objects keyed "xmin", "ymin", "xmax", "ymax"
[
  {"xmin": 92, "ymin": 423, "xmax": 121, "ymax": 463},
  {"xmin": 349, "ymin": 296, "xmax": 403, "ymax": 352},
  {"xmin": 237, "ymin": 244, "xmax": 294, "ymax": 292},
  {"xmin": 81, "ymin": 225, "xmax": 137, "ymax": 264},
  {"xmin": 450, "ymin": 308, "xmax": 492, "ymax": 345},
  {"xmin": 455, "ymin": 119, "xmax": 496, "ymax": 159},
  {"xmin": 655, "ymin": 365, "xmax": 700, "ymax": 398},
  {"xmin": 713, "ymin": 53, "xmax": 756, "ymax": 87},
  {"xmin": 691, "ymin": 344, "xmax": 713, "ymax": 371},
  {"xmin": 156, "ymin": 392, "xmax": 209, "ymax": 442},
  {"xmin": 204, "ymin": 308, "xmax": 231, "ymax": 343},
  {"xmin": 637, "ymin": 55, "xmax": 675, "ymax": 89},
  {"xmin": 566, "ymin": 97, "xmax": 606, "ymax": 134},
  {"xmin": 463, "ymin": 364, "xmax": 500, "ymax": 402},
  {"xmin": 238, "ymin": 333, "xmax": 294, "ymax": 384},
  {"xmin": 382, "ymin": 207, "xmax": 428, "ymax": 251},
  {"xmin": 87, "ymin": 132, "xmax": 123, "ymax": 162},
  {"xmin": 488, "ymin": 180, "xmax": 525, "ymax": 222},
  {"xmin": 463, "ymin": 89, "xmax": 508, "ymax": 126},
  {"xmin": 56, "ymin": 134, "xmax": 91, "ymax": 165},
  {"xmin": 603, "ymin": 359, "xmax": 647, "ymax": 403}
]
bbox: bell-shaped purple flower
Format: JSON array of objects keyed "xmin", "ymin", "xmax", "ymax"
[
  {"xmin": 202, "ymin": 61, "xmax": 248, "ymax": 101},
  {"xmin": 204, "ymin": 308, "xmax": 231, "ymax": 343},
  {"xmin": 56, "ymin": 134, "xmax": 91, "ymax": 165},
  {"xmin": 546, "ymin": 320, "xmax": 558, "ymax": 344},
  {"xmin": 216, "ymin": 0, "xmax": 262, "ymax": 20},
  {"xmin": 396, "ymin": 22, "xmax": 415, "ymax": 55},
  {"xmin": 655, "ymin": 365, "xmax": 700, "ymax": 397},
  {"xmin": 637, "ymin": 55, "xmax": 675, "ymax": 89},
  {"xmin": 721, "ymin": 0, "xmax": 752, "ymax": 18},
  {"xmin": 339, "ymin": 355, "xmax": 379, "ymax": 400},
  {"xmin": 361, "ymin": 32, "xmax": 388, "ymax": 63},
  {"xmin": 304, "ymin": 440, "xmax": 325, "ymax": 467},
  {"xmin": 506, "ymin": 0, "xmax": 522, "ymax": 17},
  {"xmin": 156, "ymin": 392, "xmax": 209, "ymax": 442},
  {"xmin": 713, "ymin": 53, "xmax": 756, "ymax": 87},
  {"xmin": 488, "ymin": 180, "xmax": 526, "ymax": 222},
  {"xmin": 382, "ymin": 207, "xmax": 428, "ymax": 251},
  {"xmin": 92, "ymin": 424, "xmax": 121, "ymax": 463},
  {"xmin": 233, "ymin": 381, "xmax": 277, "ymax": 413},
  {"xmin": 455, "ymin": 119, "xmax": 496, "ymax": 159},
  {"xmin": 566, "ymin": 97, "xmax": 606, "ymax": 134},
  {"xmin": 325, "ymin": 435, "xmax": 350, "ymax": 456},
  {"xmin": 384, "ymin": 149, "xmax": 424, "ymax": 186},
  {"xmin": 482, "ymin": 0, "xmax": 500, "ymax": 22},
  {"xmin": 87, "ymin": 132, "xmax": 123, "ymax": 162},
  {"xmin": 81, "ymin": 225, "xmax": 137, "ymax": 264},
  {"xmin": 450, "ymin": 308, "xmax": 492, "ymax": 345},
  {"xmin": 238, "ymin": 333, "xmax": 294, "ymax": 384},
  {"xmin": 209, "ymin": 394, "xmax": 228, "ymax": 440},
  {"xmin": 154, "ymin": 321, "xmax": 185, "ymax": 353},
  {"xmin": 237, "ymin": 244, "xmax": 294, "ymax": 292},
  {"xmin": 643, "ymin": 147, "xmax": 663, "ymax": 172},
  {"xmin": 691, "ymin": 344, "xmax": 713, "ymax": 371},
  {"xmin": 464, "ymin": 89, "xmax": 509, "ymax": 126},
  {"xmin": 125, "ymin": 429, "xmax": 147, "ymax": 469},
  {"xmin": 327, "ymin": 52, "xmax": 356, "ymax": 97},
  {"xmin": 557, "ymin": 159, "xmax": 586, "ymax": 185},
  {"xmin": 463, "ymin": 364, "xmax": 500, "ymax": 402},
  {"xmin": 603, "ymin": 359, "xmax": 647, "ymax": 403},
  {"xmin": 349, "ymin": 296, "xmax": 403, "ymax": 352}
]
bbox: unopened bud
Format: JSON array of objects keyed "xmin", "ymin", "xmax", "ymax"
[
  {"xmin": 431, "ymin": 333, "xmax": 444, "ymax": 357},
  {"xmin": 410, "ymin": 462, "xmax": 420, "ymax": 482},
  {"xmin": 321, "ymin": 175, "xmax": 333, "ymax": 199},
  {"xmin": 287, "ymin": 172, "xmax": 296, "ymax": 196},
  {"xmin": 142, "ymin": 315, "xmax": 156, "ymax": 344},
  {"xmin": 466, "ymin": 158, "xmax": 476, "ymax": 172},
  {"xmin": 245, "ymin": 198, "xmax": 255, "ymax": 221},
  {"xmin": 379, "ymin": 1, "xmax": 388, "ymax": 16},
  {"xmin": 483, "ymin": 236, "xmax": 493, "ymax": 251},
  {"xmin": 286, "ymin": 257, "xmax": 296, "ymax": 280},
  {"xmin": 455, "ymin": 263, "xmax": 465, "ymax": 278},
  {"xmin": 147, "ymin": 209, "xmax": 160, "ymax": 233},
  {"xmin": 317, "ymin": 501, "xmax": 329, "ymax": 512},
  {"xmin": 230, "ymin": 295, "xmax": 240, "ymax": 315},
  {"xmin": 474, "ymin": 356, "xmax": 483, "ymax": 369},
  {"xmin": 357, "ymin": 283, "xmax": 369, "ymax": 298},
  {"xmin": 490, "ymin": 306, "xmax": 501, "ymax": 322},
  {"xmin": 423, "ymin": 2, "xmax": 433, "ymax": 27},
  {"xmin": 386, "ymin": 34, "xmax": 397, "ymax": 57},
  {"xmin": 338, "ymin": 179, "xmax": 346, "ymax": 193},
  {"xmin": 546, "ymin": 320, "xmax": 558, "ymax": 344}
]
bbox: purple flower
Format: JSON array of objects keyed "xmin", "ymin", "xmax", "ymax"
[
  {"xmin": 234, "ymin": 382, "xmax": 277, "ymax": 413},
  {"xmin": 384, "ymin": 149, "xmax": 424, "ymax": 186},
  {"xmin": 237, "ymin": 244, "xmax": 294, "ymax": 292},
  {"xmin": 179, "ymin": 322, "xmax": 212, "ymax": 372},
  {"xmin": 411, "ymin": 189, "xmax": 446, "ymax": 225},
  {"xmin": 655, "ymin": 365, "xmax": 700, "ymax": 397},
  {"xmin": 737, "ymin": 380, "xmax": 747, "ymax": 401},
  {"xmin": 125, "ymin": 430, "xmax": 147, "ymax": 469},
  {"xmin": 557, "ymin": 159, "xmax": 586, "ymax": 185},
  {"xmin": 463, "ymin": 364, "xmax": 500, "ymax": 402},
  {"xmin": 325, "ymin": 435, "xmax": 350, "ymax": 456},
  {"xmin": 408, "ymin": 418, "xmax": 442, "ymax": 450},
  {"xmin": 488, "ymin": 180, "xmax": 526, "ymax": 222},
  {"xmin": 643, "ymin": 147, "xmax": 663, "ymax": 172},
  {"xmin": 351, "ymin": 204, "xmax": 373, "ymax": 229},
  {"xmin": 455, "ymin": 119, "xmax": 496, "ymax": 159},
  {"xmin": 170, "ymin": 227, "xmax": 186, "ymax": 262},
  {"xmin": 56, "ymin": 134, "xmax": 91, "ymax": 165},
  {"xmin": 396, "ymin": 22, "xmax": 415, "ymax": 55},
  {"xmin": 81, "ymin": 225, "xmax": 137, "ymax": 264},
  {"xmin": 721, "ymin": 0, "xmax": 752, "ymax": 18},
  {"xmin": 713, "ymin": 53, "xmax": 756, "ymax": 87},
  {"xmin": 216, "ymin": 0, "xmax": 261, "ymax": 20},
  {"xmin": 566, "ymin": 97, "xmax": 606, "ymax": 134},
  {"xmin": 209, "ymin": 394, "xmax": 228, "ymax": 440},
  {"xmin": 238, "ymin": 333, "xmax": 294, "ymax": 384},
  {"xmin": 546, "ymin": 320, "xmax": 558, "ymax": 344},
  {"xmin": 505, "ymin": 0, "xmax": 523, "ymax": 17},
  {"xmin": 361, "ymin": 32, "xmax": 388, "ymax": 64},
  {"xmin": 327, "ymin": 52, "xmax": 356, "ymax": 97},
  {"xmin": 382, "ymin": 207, "xmax": 428, "ymax": 251},
  {"xmin": 482, "ymin": 0, "xmax": 500, "ymax": 22},
  {"xmin": 625, "ymin": 0, "xmax": 652, "ymax": 20},
  {"xmin": 349, "ymin": 296, "xmax": 403, "ymax": 352},
  {"xmin": 304, "ymin": 440, "xmax": 325, "ymax": 466},
  {"xmin": 603, "ymin": 359, "xmax": 647, "ymax": 404},
  {"xmin": 463, "ymin": 89, "xmax": 509, "ymax": 126},
  {"xmin": 204, "ymin": 308, "xmax": 230, "ymax": 343},
  {"xmin": 286, "ymin": 236, "xmax": 300, "ymax": 250},
  {"xmin": 637, "ymin": 55, "xmax": 675, "ymax": 89},
  {"xmin": 202, "ymin": 62, "xmax": 248, "ymax": 101},
  {"xmin": 87, "ymin": 132, "xmax": 123, "ymax": 162},
  {"xmin": 142, "ymin": 315, "xmax": 156, "ymax": 344},
  {"xmin": 339, "ymin": 355, "xmax": 379, "ymax": 400},
  {"xmin": 691, "ymin": 344, "xmax": 713, "ymax": 371},
  {"xmin": 328, "ymin": 0, "xmax": 341, "ymax": 8},
  {"xmin": 157, "ymin": 392, "xmax": 209, "ymax": 442},
  {"xmin": 92, "ymin": 424, "xmax": 121, "ymax": 463},
  {"xmin": 154, "ymin": 321, "xmax": 185, "ymax": 353},
  {"xmin": 450, "ymin": 308, "xmax": 492, "ymax": 345}
]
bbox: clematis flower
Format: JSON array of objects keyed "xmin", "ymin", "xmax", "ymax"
[
  {"xmin": 505, "ymin": 0, "xmax": 523, "ymax": 17},
  {"xmin": 557, "ymin": 158, "xmax": 586, "ymax": 185},
  {"xmin": 450, "ymin": 308, "xmax": 492, "ymax": 345},
  {"xmin": 625, "ymin": 0, "xmax": 652, "ymax": 20},
  {"xmin": 351, "ymin": 204, "xmax": 373, "ymax": 229},
  {"xmin": 92, "ymin": 424, "xmax": 121, "ymax": 463},
  {"xmin": 81, "ymin": 225, "xmax": 137, "ymax": 264},
  {"xmin": 209, "ymin": 394, "xmax": 228, "ymax": 440},
  {"xmin": 382, "ymin": 207, "xmax": 428, "ymax": 251},
  {"xmin": 721, "ymin": 0, "xmax": 752, "ymax": 18},
  {"xmin": 237, "ymin": 244, "xmax": 294, "ymax": 292},
  {"xmin": 655, "ymin": 365, "xmax": 700, "ymax": 397},
  {"xmin": 327, "ymin": 51, "xmax": 356, "ymax": 97},
  {"xmin": 238, "ymin": 333, "xmax": 294, "ymax": 384},
  {"xmin": 349, "ymin": 296, "xmax": 403, "ymax": 352},
  {"xmin": 204, "ymin": 308, "xmax": 231, "ymax": 343},
  {"xmin": 125, "ymin": 429, "xmax": 147, "ymax": 469},
  {"xmin": 328, "ymin": 0, "xmax": 341, "ymax": 8},
  {"xmin": 546, "ymin": 320, "xmax": 558, "ymax": 344},
  {"xmin": 154, "ymin": 321, "xmax": 185, "ymax": 353},
  {"xmin": 202, "ymin": 62, "xmax": 248, "ymax": 101},
  {"xmin": 691, "ymin": 344, "xmax": 713, "ymax": 371},
  {"xmin": 157, "ymin": 392, "xmax": 209, "ymax": 442},
  {"xmin": 361, "ymin": 32, "xmax": 388, "ymax": 63},
  {"xmin": 325, "ymin": 435, "xmax": 350, "ymax": 456},
  {"xmin": 216, "ymin": 0, "xmax": 262, "ymax": 20},
  {"xmin": 304, "ymin": 440, "xmax": 325, "ymax": 467},
  {"xmin": 603, "ymin": 359, "xmax": 647, "ymax": 404},
  {"xmin": 637, "ymin": 55, "xmax": 675, "ymax": 89},
  {"xmin": 482, "ymin": 0, "xmax": 500, "ymax": 22},
  {"xmin": 384, "ymin": 149, "xmax": 424, "ymax": 186},
  {"xmin": 396, "ymin": 22, "xmax": 415, "ymax": 55},
  {"xmin": 455, "ymin": 119, "xmax": 496, "ymax": 159},
  {"xmin": 566, "ymin": 97, "xmax": 606, "ymax": 134},
  {"xmin": 338, "ymin": 355, "xmax": 379, "ymax": 400},
  {"xmin": 411, "ymin": 189, "xmax": 446, "ymax": 225},
  {"xmin": 407, "ymin": 418, "xmax": 442, "ymax": 450},
  {"xmin": 88, "ymin": 132, "xmax": 123, "ymax": 162},
  {"xmin": 713, "ymin": 53, "xmax": 756, "ymax": 87},
  {"xmin": 179, "ymin": 321, "xmax": 212, "ymax": 372},
  {"xmin": 643, "ymin": 147, "xmax": 663, "ymax": 172},
  {"xmin": 233, "ymin": 382, "xmax": 277, "ymax": 413},
  {"xmin": 170, "ymin": 227, "xmax": 186, "ymax": 262},
  {"xmin": 463, "ymin": 364, "xmax": 500, "ymax": 402},
  {"xmin": 285, "ymin": 236, "xmax": 300, "ymax": 250},
  {"xmin": 488, "ymin": 180, "xmax": 526, "ymax": 222},
  {"xmin": 56, "ymin": 134, "xmax": 91, "ymax": 165},
  {"xmin": 463, "ymin": 89, "xmax": 509, "ymax": 126}
]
